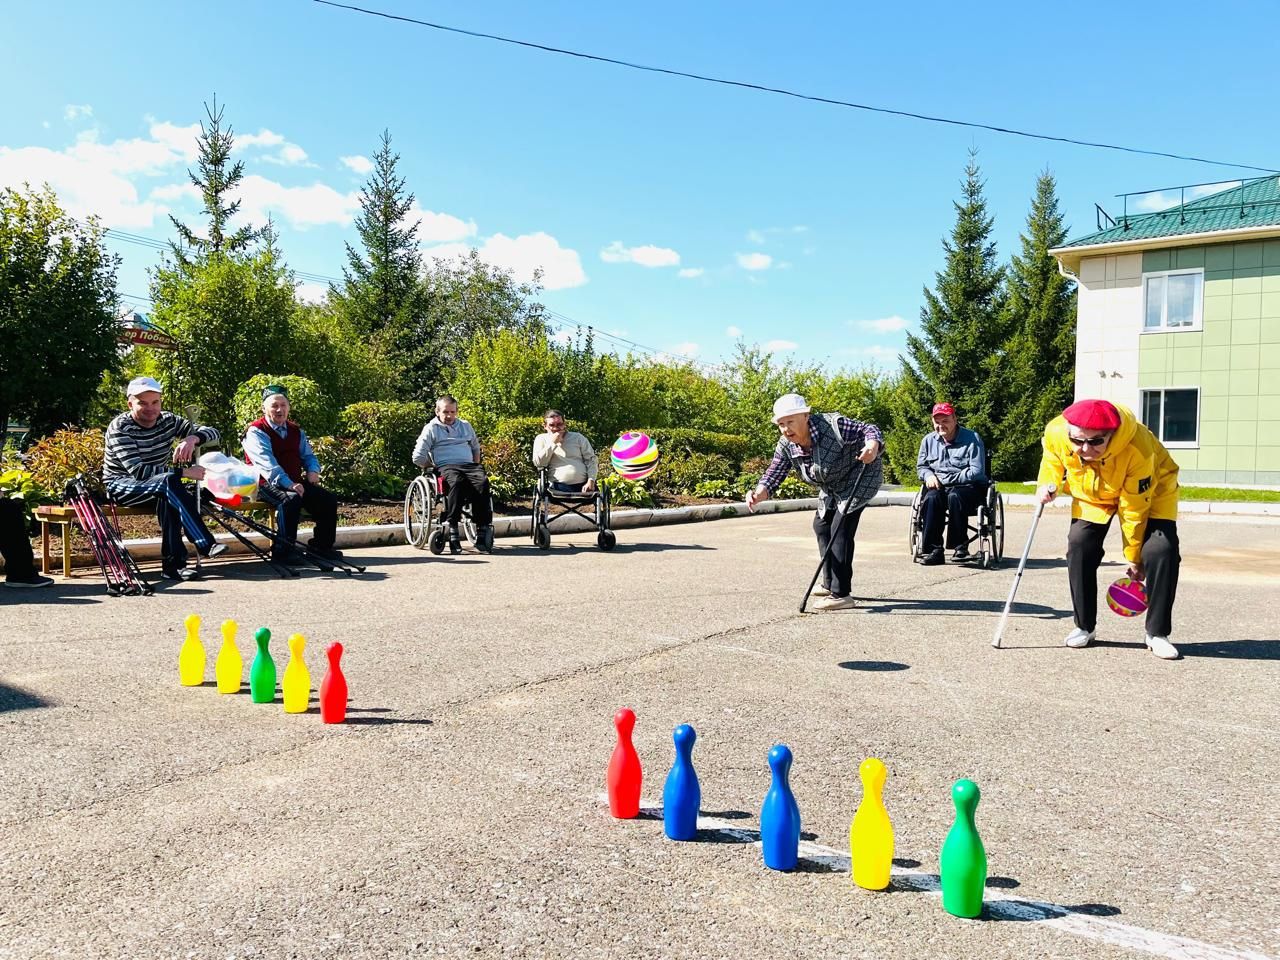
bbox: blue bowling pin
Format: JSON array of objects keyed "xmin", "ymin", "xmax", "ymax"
[
  {"xmin": 663, "ymin": 724, "xmax": 701, "ymax": 841},
  {"xmin": 760, "ymin": 744, "xmax": 801, "ymax": 871}
]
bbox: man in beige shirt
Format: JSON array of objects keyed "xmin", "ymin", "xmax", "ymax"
[{"xmin": 532, "ymin": 409, "xmax": 598, "ymax": 493}]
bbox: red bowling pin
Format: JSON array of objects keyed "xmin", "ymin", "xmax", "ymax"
[
  {"xmin": 607, "ymin": 707, "xmax": 642, "ymax": 818},
  {"xmin": 319, "ymin": 642, "xmax": 348, "ymax": 724}
]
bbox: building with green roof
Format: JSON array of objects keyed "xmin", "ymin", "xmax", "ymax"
[{"xmin": 1050, "ymin": 176, "xmax": 1280, "ymax": 485}]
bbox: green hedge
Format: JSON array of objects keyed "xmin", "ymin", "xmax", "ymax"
[
  {"xmin": 338, "ymin": 401, "xmax": 430, "ymax": 482},
  {"xmin": 486, "ymin": 416, "xmax": 551, "ymax": 454},
  {"xmin": 232, "ymin": 375, "xmax": 337, "ymax": 440},
  {"xmin": 636, "ymin": 428, "xmax": 750, "ymax": 470}
]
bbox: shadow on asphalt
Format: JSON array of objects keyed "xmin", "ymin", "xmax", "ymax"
[
  {"xmin": 501, "ymin": 542, "xmax": 716, "ymax": 555},
  {"xmin": 344, "ymin": 555, "xmax": 486, "ymax": 567},
  {"xmin": 341, "ymin": 706, "xmax": 434, "ymax": 726},
  {"xmin": 0, "ymin": 581, "xmax": 110, "ymax": 605},
  {"xmin": 0, "ymin": 682, "xmax": 50, "ymax": 713},
  {"xmin": 1177, "ymin": 638, "xmax": 1279, "ymax": 660},
  {"xmin": 856, "ymin": 598, "xmax": 1070, "ymax": 619},
  {"xmin": 839, "ymin": 660, "xmax": 910, "ymax": 672}
]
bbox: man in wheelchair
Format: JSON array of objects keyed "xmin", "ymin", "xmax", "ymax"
[
  {"xmin": 411, "ymin": 395, "xmax": 494, "ymax": 553},
  {"xmin": 915, "ymin": 402, "xmax": 989, "ymax": 566},
  {"xmin": 532, "ymin": 409, "xmax": 597, "ymax": 494}
]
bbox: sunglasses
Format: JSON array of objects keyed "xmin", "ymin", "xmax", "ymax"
[{"xmin": 1068, "ymin": 434, "xmax": 1108, "ymax": 448}]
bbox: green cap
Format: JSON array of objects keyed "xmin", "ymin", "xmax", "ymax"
[{"xmin": 262, "ymin": 384, "xmax": 288, "ymax": 400}]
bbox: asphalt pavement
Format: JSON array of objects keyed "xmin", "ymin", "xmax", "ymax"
[{"xmin": 1, "ymin": 504, "xmax": 1277, "ymax": 960}]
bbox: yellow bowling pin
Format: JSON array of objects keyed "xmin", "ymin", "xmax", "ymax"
[
  {"xmin": 215, "ymin": 619, "xmax": 243, "ymax": 694},
  {"xmin": 178, "ymin": 613, "xmax": 205, "ymax": 687},
  {"xmin": 849, "ymin": 757, "xmax": 894, "ymax": 890},
  {"xmin": 282, "ymin": 633, "xmax": 311, "ymax": 714}
]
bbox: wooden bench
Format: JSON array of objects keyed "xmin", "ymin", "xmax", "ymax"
[{"xmin": 35, "ymin": 500, "xmax": 273, "ymax": 578}]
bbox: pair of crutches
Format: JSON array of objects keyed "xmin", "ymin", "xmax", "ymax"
[{"xmin": 991, "ymin": 485, "xmax": 1055, "ymax": 648}]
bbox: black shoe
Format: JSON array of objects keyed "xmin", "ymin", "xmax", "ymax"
[
  {"xmin": 951, "ymin": 544, "xmax": 970, "ymax": 562},
  {"xmin": 920, "ymin": 548, "xmax": 944, "ymax": 566},
  {"xmin": 162, "ymin": 565, "xmax": 197, "ymax": 581},
  {"xmin": 4, "ymin": 573, "xmax": 54, "ymax": 589},
  {"xmin": 272, "ymin": 551, "xmax": 308, "ymax": 567},
  {"xmin": 313, "ymin": 546, "xmax": 343, "ymax": 560}
]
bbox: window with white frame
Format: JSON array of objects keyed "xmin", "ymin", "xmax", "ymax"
[
  {"xmin": 1141, "ymin": 388, "xmax": 1199, "ymax": 447},
  {"xmin": 1142, "ymin": 268, "xmax": 1203, "ymax": 332}
]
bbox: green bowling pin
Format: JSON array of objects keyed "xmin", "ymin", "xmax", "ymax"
[
  {"xmin": 249, "ymin": 627, "xmax": 276, "ymax": 704},
  {"xmin": 940, "ymin": 779, "xmax": 986, "ymax": 918}
]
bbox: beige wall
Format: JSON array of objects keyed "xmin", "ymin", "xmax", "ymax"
[{"xmin": 1074, "ymin": 253, "xmax": 1143, "ymax": 406}]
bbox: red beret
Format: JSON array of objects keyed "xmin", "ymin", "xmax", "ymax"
[
  {"xmin": 931, "ymin": 402, "xmax": 955, "ymax": 418},
  {"xmin": 1062, "ymin": 399, "xmax": 1121, "ymax": 430}
]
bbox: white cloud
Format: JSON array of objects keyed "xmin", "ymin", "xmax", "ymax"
[
  {"xmin": 551, "ymin": 329, "xmax": 574, "ymax": 345},
  {"xmin": 64, "ymin": 104, "xmax": 93, "ymax": 121},
  {"xmin": 233, "ymin": 129, "xmax": 310, "ymax": 166},
  {"xmin": 746, "ymin": 225, "xmax": 808, "ymax": 244},
  {"xmin": 600, "ymin": 240, "xmax": 681, "ymax": 268},
  {"xmin": 147, "ymin": 121, "xmax": 201, "ymax": 163},
  {"xmin": 400, "ymin": 201, "xmax": 476, "ymax": 243},
  {"xmin": 670, "ymin": 342, "xmax": 700, "ymax": 358},
  {"xmin": 424, "ymin": 232, "xmax": 587, "ymax": 291},
  {"xmin": 1133, "ymin": 182, "xmax": 1240, "ymax": 212},
  {"xmin": 236, "ymin": 129, "xmax": 285, "ymax": 150},
  {"xmin": 765, "ymin": 339, "xmax": 798, "ymax": 352},
  {"xmin": 0, "ymin": 144, "xmax": 164, "ymax": 227},
  {"xmin": 725, "ymin": 325, "xmax": 742, "ymax": 337},
  {"xmin": 295, "ymin": 281, "xmax": 330, "ymax": 304},
  {"xmin": 233, "ymin": 174, "xmax": 360, "ymax": 229},
  {"xmin": 855, "ymin": 315, "xmax": 909, "ymax": 333},
  {"xmin": 341, "ymin": 155, "xmax": 374, "ymax": 175},
  {"xmin": 677, "ymin": 267, "xmax": 704, "ymax": 278},
  {"xmin": 839, "ymin": 344, "xmax": 904, "ymax": 369},
  {"xmin": 736, "ymin": 252, "xmax": 772, "ymax": 271}
]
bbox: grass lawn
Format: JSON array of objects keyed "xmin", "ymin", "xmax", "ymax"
[{"xmin": 894, "ymin": 482, "xmax": 1280, "ymax": 503}]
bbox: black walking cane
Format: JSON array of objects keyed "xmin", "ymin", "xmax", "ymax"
[{"xmin": 798, "ymin": 460, "xmax": 870, "ymax": 613}]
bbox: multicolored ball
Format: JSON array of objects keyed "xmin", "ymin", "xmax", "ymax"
[
  {"xmin": 1106, "ymin": 577, "xmax": 1148, "ymax": 618},
  {"xmin": 610, "ymin": 432, "xmax": 660, "ymax": 481}
]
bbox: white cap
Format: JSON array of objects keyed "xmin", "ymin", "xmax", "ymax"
[
  {"xmin": 772, "ymin": 393, "xmax": 810, "ymax": 423},
  {"xmin": 127, "ymin": 376, "xmax": 163, "ymax": 397}
]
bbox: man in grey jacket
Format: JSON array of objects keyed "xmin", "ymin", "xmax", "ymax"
[
  {"xmin": 412, "ymin": 395, "xmax": 493, "ymax": 552},
  {"xmin": 915, "ymin": 402, "xmax": 987, "ymax": 566}
]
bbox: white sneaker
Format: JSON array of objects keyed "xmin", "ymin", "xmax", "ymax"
[
  {"xmin": 1064, "ymin": 627, "xmax": 1095, "ymax": 648},
  {"xmin": 811, "ymin": 584, "xmax": 831, "ymax": 598},
  {"xmin": 1146, "ymin": 635, "xmax": 1180, "ymax": 660},
  {"xmin": 812, "ymin": 595, "xmax": 857, "ymax": 612}
]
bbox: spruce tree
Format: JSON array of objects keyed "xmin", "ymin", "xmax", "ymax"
[
  {"xmin": 996, "ymin": 171, "xmax": 1076, "ymax": 479},
  {"xmin": 334, "ymin": 130, "xmax": 421, "ymax": 337},
  {"xmin": 886, "ymin": 152, "xmax": 1006, "ymax": 480},
  {"xmin": 169, "ymin": 98, "xmax": 262, "ymax": 265}
]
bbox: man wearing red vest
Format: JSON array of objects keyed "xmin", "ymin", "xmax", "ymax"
[{"xmin": 243, "ymin": 384, "xmax": 341, "ymax": 564}]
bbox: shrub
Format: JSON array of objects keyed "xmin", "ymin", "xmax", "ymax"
[
  {"xmin": 338, "ymin": 401, "xmax": 430, "ymax": 482},
  {"xmin": 776, "ymin": 475, "xmax": 813, "ymax": 500},
  {"xmin": 487, "ymin": 416, "xmax": 553, "ymax": 455},
  {"xmin": 652, "ymin": 452, "xmax": 733, "ymax": 495},
  {"xmin": 1, "ymin": 468, "xmax": 54, "ymax": 526},
  {"xmin": 310, "ymin": 436, "xmax": 403, "ymax": 501},
  {"xmin": 232, "ymin": 375, "xmax": 337, "ymax": 440},
  {"xmin": 484, "ymin": 436, "xmax": 537, "ymax": 501},
  {"xmin": 635, "ymin": 428, "xmax": 750, "ymax": 470},
  {"xmin": 600, "ymin": 472, "xmax": 653, "ymax": 507},
  {"xmin": 24, "ymin": 427, "xmax": 106, "ymax": 492},
  {"xmin": 693, "ymin": 479, "xmax": 733, "ymax": 499}
]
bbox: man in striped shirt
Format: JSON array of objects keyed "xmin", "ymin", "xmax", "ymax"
[{"xmin": 102, "ymin": 377, "xmax": 225, "ymax": 580}]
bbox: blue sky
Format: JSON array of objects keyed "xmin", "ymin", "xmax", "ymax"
[{"xmin": 3, "ymin": 0, "xmax": 1277, "ymax": 371}]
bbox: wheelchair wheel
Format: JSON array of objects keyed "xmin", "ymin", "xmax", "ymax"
[
  {"xmin": 403, "ymin": 476, "xmax": 434, "ymax": 549},
  {"xmin": 908, "ymin": 488, "xmax": 924, "ymax": 559},
  {"xmin": 989, "ymin": 490, "xmax": 1005, "ymax": 567},
  {"xmin": 428, "ymin": 527, "xmax": 446, "ymax": 555},
  {"xmin": 462, "ymin": 516, "xmax": 479, "ymax": 547},
  {"xmin": 597, "ymin": 529, "xmax": 616, "ymax": 551},
  {"xmin": 529, "ymin": 488, "xmax": 544, "ymax": 542},
  {"xmin": 535, "ymin": 523, "xmax": 551, "ymax": 551}
]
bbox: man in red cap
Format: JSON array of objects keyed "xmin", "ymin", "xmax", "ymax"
[
  {"xmin": 915, "ymin": 402, "xmax": 988, "ymax": 565},
  {"xmin": 1036, "ymin": 398, "xmax": 1182, "ymax": 660}
]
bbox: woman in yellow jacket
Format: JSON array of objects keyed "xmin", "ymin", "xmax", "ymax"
[{"xmin": 1036, "ymin": 399, "xmax": 1181, "ymax": 660}]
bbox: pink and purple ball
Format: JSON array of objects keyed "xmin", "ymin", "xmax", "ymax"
[
  {"xmin": 1106, "ymin": 577, "xmax": 1148, "ymax": 618},
  {"xmin": 610, "ymin": 432, "xmax": 660, "ymax": 481}
]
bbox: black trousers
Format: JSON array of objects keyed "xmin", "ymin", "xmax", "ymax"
[
  {"xmin": 0, "ymin": 498, "xmax": 37, "ymax": 581},
  {"xmin": 813, "ymin": 504, "xmax": 865, "ymax": 598},
  {"xmin": 920, "ymin": 482, "xmax": 986, "ymax": 551},
  {"xmin": 257, "ymin": 480, "xmax": 339, "ymax": 558},
  {"xmin": 1067, "ymin": 517, "xmax": 1180, "ymax": 637},
  {"xmin": 440, "ymin": 463, "xmax": 493, "ymax": 526}
]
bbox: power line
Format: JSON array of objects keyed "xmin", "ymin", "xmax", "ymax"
[
  {"xmin": 544, "ymin": 310, "xmax": 719, "ymax": 371},
  {"xmin": 312, "ymin": 0, "xmax": 1278, "ymax": 175}
]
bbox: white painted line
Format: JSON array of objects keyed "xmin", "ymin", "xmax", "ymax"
[{"xmin": 598, "ymin": 795, "xmax": 1275, "ymax": 960}]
